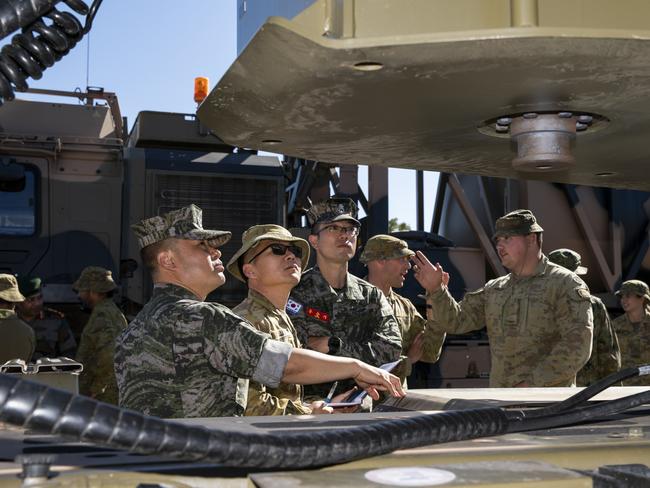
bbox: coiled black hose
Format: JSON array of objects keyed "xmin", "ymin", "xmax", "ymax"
[{"xmin": 0, "ymin": 0, "xmax": 102, "ymax": 105}]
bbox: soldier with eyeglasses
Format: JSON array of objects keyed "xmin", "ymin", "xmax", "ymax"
[{"xmin": 288, "ymin": 198, "xmax": 402, "ymax": 403}]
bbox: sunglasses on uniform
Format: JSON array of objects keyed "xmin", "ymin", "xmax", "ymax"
[
  {"xmin": 248, "ymin": 243, "xmax": 303, "ymax": 263},
  {"xmin": 318, "ymin": 224, "xmax": 360, "ymax": 237}
]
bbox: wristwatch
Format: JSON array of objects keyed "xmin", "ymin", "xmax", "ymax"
[{"xmin": 327, "ymin": 336, "xmax": 342, "ymax": 355}]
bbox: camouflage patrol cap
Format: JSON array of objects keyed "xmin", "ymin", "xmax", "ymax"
[
  {"xmin": 0, "ymin": 274, "xmax": 25, "ymax": 302},
  {"xmin": 16, "ymin": 276, "xmax": 41, "ymax": 297},
  {"xmin": 307, "ymin": 197, "xmax": 360, "ymax": 228},
  {"xmin": 616, "ymin": 280, "xmax": 650, "ymax": 302},
  {"xmin": 493, "ymin": 209, "xmax": 544, "ymax": 240},
  {"xmin": 73, "ymin": 266, "xmax": 117, "ymax": 293},
  {"xmin": 226, "ymin": 224, "xmax": 310, "ymax": 282},
  {"xmin": 359, "ymin": 235, "xmax": 414, "ymax": 264},
  {"xmin": 548, "ymin": 248, "xmax": 588, "ymax": 275},
  {"xmin": 131, "ymin": 204, "xmax": 231, "ymax": 249}
]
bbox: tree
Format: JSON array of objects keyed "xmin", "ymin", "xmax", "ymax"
[{"xmin": 388, "ymin": 218, "xmax": 411, "ymax": 233}]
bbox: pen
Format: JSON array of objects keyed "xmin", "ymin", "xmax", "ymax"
[{"xmin": 324, "ymin": 381, "xmax": 338, "ymax": 403}]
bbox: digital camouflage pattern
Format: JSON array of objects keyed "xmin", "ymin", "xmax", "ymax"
[
  {"xmin": 359, "ymin": 235, "xmax": 414, "ymax": 264},
  {"xmin": 492, "ymin": 209, "xmax": 543, "ymax": 239},
  {"xmin": 428, "ymin": 256, "xmax": 593, "ymax": 387},
  {"xmin": 0, "ymin": 309, "xmax": 35, "ymax": 363},
  {"xmin": 76, "ymin": 298, "xmax": 127, "ymax": 404},
  {"xmin": 130, "ymin": 204, "xmax": 231, "ymax": 249},
  {"xmin": 306, "ymin": 197, "xmax": 360, "ymax": 227},
  {"xmin": 288, "ymin": 266, "xmax": 402, "ymax": 399},
  {"xmin": 612, "ymin": 308, "xmax": 650, "ymax": 386},
  {"xmin": 23, "ymin": 308, "xmax": 77, "ymax": 360},
  {"xmin": 386, "ymin": 291, "xmax": 445, "ymax": 384},
  {"xmin": 73, "ymin": 266, "xmax": 117, "ymax": 293},
  {"xmin": 0, "ymin": 274, "xmax": 25, "ymax": 302},
  {"xmin": 576, "ymin": 296, "xmax": 621, "ymax": 386},
  {"xmin": 233, "ymin": 289, "xmax": 311, "ymax": 416},
  {"xmin": 115, "ymin": 283, "xmax": 291, "ymax": 418}
]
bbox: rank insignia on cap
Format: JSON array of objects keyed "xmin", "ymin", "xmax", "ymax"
[
  {"xmin": 286, "ymin": 298, "xmax": 303, "ymax": 315},
  {"xmin": 307, "ymin": 307, "xmax": 330, "ymax": 322}
]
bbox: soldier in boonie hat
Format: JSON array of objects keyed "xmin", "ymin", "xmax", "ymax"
[
  {"xmin": 306, "ymin": 197, "xmax": 360, "ymax": 229},
  {"xmin": 0, "ymin": 274, "xmax": 25, "ymax": 303},
  {"xmin": 73, "ymin": 266, "xmax": 118, "ymax": 293},
  {"xmin": 616, "ymin": 280, "xmax": 650, "ymax": 303},
  {"xmin": 360, "ymin": 235, "xmax": 414, "ymax": 264},
  {"xmin": 131, "ymin": 204, "xmax": 231, "ymax": 250},
  {"xmin": 227, "ymin": 224, "xmax": 310, "ymax": 283},
  {"xmin": 548, "ymin": 249, "xmax": 588, "ymax": 275},
  {"xmin": 493, "ymin": 209, "xmax": 544, "ymax": 240}
]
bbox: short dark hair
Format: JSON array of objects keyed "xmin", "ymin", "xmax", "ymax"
[{"xmin": 140, "ymin": 239, "xmax": 177, "ymax": 272}]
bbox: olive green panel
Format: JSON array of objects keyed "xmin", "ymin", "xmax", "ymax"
[{"xmin": 540, "ymin": 0, "xmax": 650, "ymax": 29}]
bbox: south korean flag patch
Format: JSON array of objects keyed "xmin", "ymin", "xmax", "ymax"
[{"xmin": 286, "ymin": 298, "xmax": 303, "ymax": 315}]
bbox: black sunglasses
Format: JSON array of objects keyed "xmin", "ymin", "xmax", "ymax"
[{"xmin": 248, "ymin": 243, "xmax": 303, "ymax": 263}]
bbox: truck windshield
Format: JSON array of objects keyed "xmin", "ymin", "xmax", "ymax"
[{"xmin": 0, "ymin": 168, "xmax": 36, "ymax": 236}]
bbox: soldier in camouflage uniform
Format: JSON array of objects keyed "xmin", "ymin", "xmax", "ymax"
[
  {"xmin": 361, "ymin": 235, "xmax": 446, "ymax": 386},
  {"xmin": 288, "ymin": 198, "xmax": 402, "ymax": 400},
  {"xmin": 0, "ymin": 274, "xmax": 35, "ymax": 363},
  {"xmin": 423, "ymin": 209, "xmax": 593, "ymax": 387},
  {"xmin": 612, "ymin": 280, "xmax": 650, "ymax": 386},
  {"xmin": 228, "ymin": 224, "xmax": 335, "ymax": 416},
  {"xmin": 548, "ymin": 249, "xmax": 621, "ymax": 386},
  {"xmin": 74, "ymin": 266, "xmax": 127, "ymax": 404},
  {"xmin": 16, "ymin": 276, "xmax": 77, "ymax": 359},
  {"xmin": 114, "ymin": 204, "xmax": 402, "ymax": 418}
]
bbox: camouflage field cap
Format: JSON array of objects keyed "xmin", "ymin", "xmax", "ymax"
[
  {"xmin": 307, "ymin": 197, "xmax": 361, "ymax": 228},
  {"xmin": 226, "ymin": 224, "xmax": 310, "ymax": 282},
  {"xmin": 359, "ymin": 234, "xmax": 415, "ymax": 264},
  {"xmin": 548, "ymin": 248, "xmax": 588, "ymax": 275},
  {"xmin": 131, "ymin": 204, "xmax": 231, "ymax": 249},
  {"xmin": 16, "ymin": 276, "xmax": 41, "ymax": 297},
  {"xmin": 0, "ymin": 274, "xmax": 25, "ymax": 302},
  {"xmin": 493, "ymin": 209, "xmax": 544, "ymax": 240},
  {"xmin": 73, "ymin": 266, "xmax": 117, "ymax": 293},
  {"xmin": 616, "ymin": 279, "xmax": 650, "ymax": 302}
]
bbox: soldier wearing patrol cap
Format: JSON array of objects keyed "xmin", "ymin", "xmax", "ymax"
[
  {"xmin": 115, "ymin": 204, "xmax": 403, "ymax": 418},
  {"xmin": 361, "ymin": 235, "xmax": 446, "ymax": 386},
  {"xmin": 0, "ymin": 274, "xmax": 35, "ymax": 363},
  {"xmin": 74, "ymin": 266, "xmax": 127, "ymax": 404},
  {"xmin": 288, "ymin": 197, "xmax": 402, "ymax": 401},
  {"xmin": 612, "ymin": 279, "xmax": 650, "ymax": 386},
  {"xmin": 425, "ymin": 209, "xmax": 594, "ymax": 387},
  {"xmin": 548, "ymin": 249, "xmax": 621, "ymax": 386}
]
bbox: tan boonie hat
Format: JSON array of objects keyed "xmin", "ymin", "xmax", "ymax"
[
  {"xmin": 226, "ymin": 224, "xmax": 310, "ymax": 282},
  {"xmin": 359, "ymin": 235, "xmax": 415, "ymax": 264},
  {"xmin": 73, "ymin": 266, "xmax": 117, "ymax": 293},
  {"xmin": 131, "ymin": 204, "xmax": 231, "ymax": 249},
  {"xmin": 493, "ymin": 209, "xmax": 544, "ymax": 240},
  {"xmin": 548, "ymin": 249, "xmax": 588, "ymax": 275},
  {"xmin": 0, "ymin": 274, "xmax": 25, "ymax": 302},
  {"xmin": 616, "ymin": 280, "xmax": 650, "ymax": 302},
  {"xmin": 307, "ymin": 197, "xmax": 361, "ymax": 228}
]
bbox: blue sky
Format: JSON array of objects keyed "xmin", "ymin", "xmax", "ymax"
[{"xmin": 18, "ymin": 0, "xmax": 438, "ymax": 230}]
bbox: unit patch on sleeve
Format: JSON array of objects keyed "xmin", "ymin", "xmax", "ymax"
[
  {"xmin": 306, "ymin": 307, "xmax": 330, "ymax": 322},
  {"xmin": 286, "ymin": 298, "xmax": 303, "ymax": 315}
]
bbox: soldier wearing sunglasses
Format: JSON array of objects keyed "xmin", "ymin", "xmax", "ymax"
[{"xmin": 288, "ymin": 198, "xmax": 402, "ymax": 403}]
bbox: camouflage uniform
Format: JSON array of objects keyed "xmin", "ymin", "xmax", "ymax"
[
  {"xmin": 612, "ymin": 280, "xmax": 650, "ymax": 386},
  {"xmin": 24, "ymin": 308, "xmax": 77, "ymax": 360},
  {"xmin": 233, "ymin": 289, "xmax": 311, "ymax": 416},
  {"xmin": 548, "ymin": 249, "xmax": 621, "ymax": 386},
  {"xmin": 0, "ymin": 274, "xmax": 35, "ymax": 363},
  {"xmin": 288, "ymin": 266, "xmax": 402, "ymax": 399}
]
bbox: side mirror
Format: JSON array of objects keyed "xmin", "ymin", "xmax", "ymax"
[{"xmin": 0, "ymin": 159, "xmax": 26, "ymax": 192}]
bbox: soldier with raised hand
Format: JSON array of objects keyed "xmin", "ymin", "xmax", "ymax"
[
  {"xmin": 288, "ymin": 197, "xmax": 402, "ymax": 401},
  {"xmin": 74, "ymin": 266, "xmax": 128, "ymax": 404},
  {"xmin": 0, "ymin": 274, "xmax": 35, "ymax": 363},
  {"xmin": 612, "ymin": 279, "xmax": 650, "ymax": 386},
  {"xmin": 115, "ymin": 204, "xmax": 403, "ymax": 418},
  {"xmin": 16, "ymin": 276, "xmax": 77, "ymax": 359},
  {"xmin": 548, "ymin": 249, "xmax": 621, "ymax": 386},
  {"xmin": 360, "ymin": 235, "xmax": 446, "ymax": 386},
  {"xmin": 422, "ymin": 209, "xmax": 593, "ymax": 387}
]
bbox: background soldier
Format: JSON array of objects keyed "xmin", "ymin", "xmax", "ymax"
[
  {"xmin": 612, "ymin": 279, "xmax": 650, "ymax": 386},
  {"xmin": 115, "ymin": 204, "xmax": 402, "ymax": 418},
  {"xmin": 289, "ymin": 197, "xmax": 402, "ymax": 401},
  {"xmin": 0, "ymin": 274, "xmax": 35, "ymax": 363},
  {"xmin": 361, "ymin": 235, "xmax": 446, "ymax": 386},
  {"xmin": 74, "ymin": 266, "xmax": 127, "ymax": 404},
  {"xmin": 16, "ymin": 276, "xmax": 77, "ymax": 359},
  {"xmin": 424, "ymin": 209, "xmax": 593, "ymax": 387},
  {"xmin": 548, "ymin": 249, "xmax": 621, "ymax": 386}
]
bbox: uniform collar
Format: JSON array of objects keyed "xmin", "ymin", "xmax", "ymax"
[
  {"xmin": 153, "ymin": 282, "xmax": 202, "ymax": 300},
  {"xmin": 247, "ymin": 288, "xmax": 280, "ymax": 313},
  {"xmin": 0, "ymin": 309, "xmax": 17, "ymax": 319},
  {"xmin": 312, "ymin": 266, "xmax": 364, "ymax": 300}
]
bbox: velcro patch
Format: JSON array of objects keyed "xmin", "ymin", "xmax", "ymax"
[
  {"xmin": 286, "ymin": 299, "xmax": 303, "ymax": 315},
  {"xmin": 307, "ymin": 307, "xmax": 330, "ymax": 322}
]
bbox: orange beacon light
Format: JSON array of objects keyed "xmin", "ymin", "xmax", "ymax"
[{"xmin": 194, "ymin": 77, "xmax": 209, "ymax": 104}]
